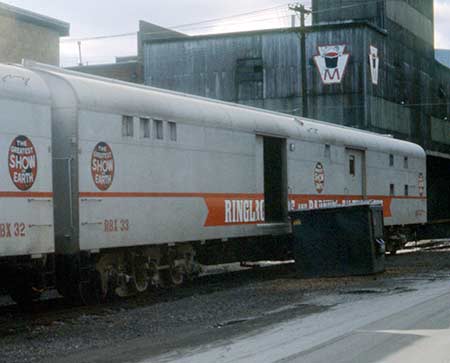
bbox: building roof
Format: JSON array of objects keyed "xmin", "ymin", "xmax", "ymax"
[
  {"xmin": 141, "ymin": 20, "xmax": 386, "ymax": 45},
  {"xmin": 0, "ymin": 2, "xmax": 69, "ymax": 36}
]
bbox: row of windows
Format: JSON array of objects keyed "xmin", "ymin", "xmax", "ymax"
[
  {"xmin": 324, "ymin": 144, "xmax": 410, "ymax": 170},
  {"xmin": 122, "ymin": 116, "xmax": 177, "ymax": 142},
  {"xmin": 390, "ymin": 154, "xmax": 409, "ymax": 169},
  {"xmin": 347, "ymin": 155, "xmax": 410, "ymax": 176},
  {"xmin": 390, "ymin": 184, "xmax": 410, "ymax": 197}
]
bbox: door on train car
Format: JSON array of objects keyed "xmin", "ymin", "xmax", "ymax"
[
  {"xmin": 345, "ymin": 148, "xmax": 367, "ymax": 198},
  {"xmin": 263, "ymin": 137, "xmax": 288, "ymax": 223}
]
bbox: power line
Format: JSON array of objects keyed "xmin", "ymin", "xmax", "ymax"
[
  {"xmin": 61, "ymin": 3, "xmax": 301, "ymax": 43},
  {"xmin": 60, "ymin": 13, "xmax": 299, "ymax": 48}
]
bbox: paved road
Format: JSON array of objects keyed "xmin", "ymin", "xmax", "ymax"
[{"xmin": 149, "ymin": 279, "xmax": 450, "ymax": 363}]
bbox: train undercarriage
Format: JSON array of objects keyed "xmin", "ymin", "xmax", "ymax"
[{"xmin": 4, "ymin": 221, "xmax": 450, "ymax": 305}]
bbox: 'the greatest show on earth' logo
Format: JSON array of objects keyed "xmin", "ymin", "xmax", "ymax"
[
  {"xmin": 91, "ymin": 142, "xmax": 115, "ymax": 191},
  {"xmin": 8, "ymin": 135, "xmax": 38, "ymax": 191}
]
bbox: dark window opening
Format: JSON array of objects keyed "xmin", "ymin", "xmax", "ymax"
[
  {"xmin": 154, "ymin": 120, "xmax": 164, "ymax": 140},
  {"xmin": 404, "ymin": 156, "xmax": 409, "ymax": 169},
  {"xmin": 349, "ymin": 155, "xmax": 356, "ymax": 176},
  {"xmin": 389, "ymin": 154, "xmax": 394, "ymax": 167},
  {"xmin": 390, "ymin": 184, "xmax": 395, "ymax": 196},
  {"xmin": 236, "ymin": 58, "xmax": 264, "ymax": 101},
  {"xmin": 404, "ymin": 185, "xmax": 409, "ymax": 196},
  {"xmin": 122, "ymin": 116, "xmax": 134, "ymax": 137},
  {"xmin": 140, "ymin": 118, "xmax": 150, "ymax": 139},
  {"xmin": 169, "ymin": 121, "xmax": 177, "ymax": 142},
  {"xmin": 324, "ymin": 144, "xmax": 331, "ymax": 158}
]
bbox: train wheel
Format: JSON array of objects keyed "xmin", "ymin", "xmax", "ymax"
[
  {"xmin": 132, "ymin": 256, "xmax": 150, "ymax": 293},
  {"xmin": 160, "ymin": 264, "xmax": 185, "ymax": 288}
]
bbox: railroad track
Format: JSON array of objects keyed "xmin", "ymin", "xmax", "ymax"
[{"xmin": 0, "ymin": 261, "xmax": 296, "ymax": 334}]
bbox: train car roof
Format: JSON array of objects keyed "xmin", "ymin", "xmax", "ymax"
[
  {"xmin": 23, "ymin": 61, "xmax": 425, "ymax": 158},
  {"xmin": 0, "ymin": 63, "xmax": 51, "ymax": 105}
]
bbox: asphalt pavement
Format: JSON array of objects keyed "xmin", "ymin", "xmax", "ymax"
[{"xmin": 148, "ymin": 278, "xmax": 450, "ymax": 363}]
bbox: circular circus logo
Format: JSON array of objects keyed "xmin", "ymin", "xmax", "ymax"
[
  {"xmin": 418, "ymin": 173, "xmax": 425, "ymax": 197},
  {"xmin": 313, "ymin": 162, "xmax": 325, "ymax": 194},
  {"xmin": 91, "ymin": 142, "xmax": 115, "ymax": 191},
  {"xmin": 8, "ymin": 135, "xmax": 38, "ymax": 191}
]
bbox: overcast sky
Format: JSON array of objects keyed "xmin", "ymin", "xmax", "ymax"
[{"xmin": 3, "ymin": 0, "xmax": 450, "ymax": 66}]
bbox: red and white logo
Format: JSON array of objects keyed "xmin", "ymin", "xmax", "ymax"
[
  {"xmin": 369, "ymin": 45, "xmax": 380, "ymax": 85},
  {"xmin": 313, "ymin": 162, "xmax": 325, "ymax": 194},
  {"xmin": 8, "ymin": 135, "xmax": 38, "ymax": 191},
  {"xmin": 91, "ymin": 142, "xmax": 115, "ymax": 191},
  {"xmin": 418, "ymin": 173, "xmax": 425, "ymax": 197},
  {"xmin": 313, "ymin": 45, "xmax": 350, "ymax": 85}
]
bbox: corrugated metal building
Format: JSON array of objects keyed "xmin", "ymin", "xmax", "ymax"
[
  {"xmin": 68, "ymin": 21, "xmax": 186, "ymax": 83},
  {"xmin": 143, "ymin": 0, "xmax": 450, "ymax": 221}
]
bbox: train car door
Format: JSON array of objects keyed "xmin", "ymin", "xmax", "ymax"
[
  {"xmin": 263, "ymin": 137, "xmax": 288, "ymax": 223},
  {"xmin": 345, "ymin": 148, "xmax": 367, "ymax": 198}
]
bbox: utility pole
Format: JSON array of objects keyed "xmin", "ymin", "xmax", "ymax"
[
  {"xmin": 77, "ymin": 41, "xmax": 83, "ymax": 66},
  {"xmin": 289, "ymin": 3, "xmax": 311, "ymax": 118}
]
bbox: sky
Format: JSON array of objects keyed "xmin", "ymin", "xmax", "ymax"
[{"xmin": 3, "ymin": 0, "xmax": 450, "ymax": 67}]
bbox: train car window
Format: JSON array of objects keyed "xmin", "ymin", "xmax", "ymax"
[
  {"xmin": 389, "ymin": 154, "xmax": 394, "ymax": 167},
  {"xmin": 122, "ymin": 116, "xmax": 134, "ymax": 137},
  {"xmin": 390, "ymin": 184, "xmax": 395, "ymax": 196},
  {"xmin": 140, "ymin": 118, "xmax": 150, "ymax": 138},
  {"xmin": 154, "ymin": 119, "xmax": 164, "ymax": 140},
  {"xmin": 324, "ymin": 144, "xmax": 331, "ymax": 158},
  {"xmin": 169, "ymin": 121, "xmax": 177, "ymax": 142},
  {"xmin": 404, "ymin": 156, "xmax": 409, "ymax": 169},
  {"xmin": 404, "ymin": 185, "xmax": 409, "ymax": 196},
  {"xmin": 349, "ymin": 155, "xmax": 355, "ymax": 176}
]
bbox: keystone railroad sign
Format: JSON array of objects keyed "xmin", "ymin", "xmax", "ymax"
[
  {"xmin": 369, "ymin": 45, "xmax": 380, "ymax": 85},
  {"xmin": 313, "ymin": 45, "xmax": 350, "ymax": 85}
]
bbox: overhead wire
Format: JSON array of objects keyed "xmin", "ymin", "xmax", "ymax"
[{"xmin": 60, "ymin": 2, "xmax": 299, "ymax": 43}]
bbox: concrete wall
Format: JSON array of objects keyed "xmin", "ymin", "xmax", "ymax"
[{"xmin": 0, "ymin": 12, "xmax": 61, "ymax": 65}]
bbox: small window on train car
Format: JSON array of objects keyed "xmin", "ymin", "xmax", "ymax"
[
  {"xmin": 122, "ymin": 116, "xmax": 134, "ymax": 137},
  {"xmin": 154, "ymin": 120, "xmax": 164, "ymax": 140},
  {"xmin": 390, "ymin": 184, "xmax": 395, "ymax": 196},
  {"xmin": 140, "ymin": 118, "xmax": 150, "ymax": 139},
  {"xmin": 404, "ymin": 185, "xmax": 409, "ymax": 196},
  {"xmin": 349, "ymin": 155, "xmax": 355, "ymax": 176},
  {"xmin": 324, "ymin": 144, "xmax": 331, "ymax": 158},
  {"xmin": 389, "ymin": 154, "xmax": 394, "ymax": 167},
  {"xmin": 404, "ymin": 156, "xmax": 409, "ymax": 169},
  {"xmin": 169, "ymin": 122, "xmax": 177, "ymax": 142}
]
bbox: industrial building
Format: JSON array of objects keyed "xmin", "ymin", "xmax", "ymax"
[
  {"xmin": 142, "ymin": 0, "xmax": 450, "ymax": 222},
  {"xmin": 0, "ymin": 2, "xmax": 69, "ymax": 65},
  {"xmin": 68, "ymin": 21, "xmax": 186, "ymax": 83}
]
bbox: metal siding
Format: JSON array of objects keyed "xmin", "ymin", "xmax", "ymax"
[
  {"xmin": 0, "ymin": 64, "xmax": 54, "ymax": 257},
  {"xmin": 431, "ymin": 117, "xmax": 450, "ymax": 145}
]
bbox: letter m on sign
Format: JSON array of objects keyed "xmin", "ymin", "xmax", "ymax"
[{"xmin": 324, "ymin": 69, "xmax": 340, "ymax": 82}]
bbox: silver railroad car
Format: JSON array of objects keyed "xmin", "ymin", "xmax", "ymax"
[
  {"xmin": 0, "ymin": 64, "xmax": 54, "ymax": 302},
  {"xmin": 21, "ymin": 62, "xmax": 427, "ymax": 301}
]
